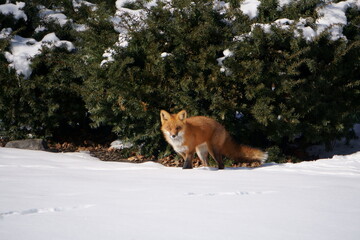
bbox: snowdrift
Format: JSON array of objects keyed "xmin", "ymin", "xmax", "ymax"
[{"xmin": 0, "ymin": 147, "xmax": 359, "ymax": 240}]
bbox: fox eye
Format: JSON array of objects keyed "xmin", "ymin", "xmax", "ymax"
[{"xmin": 176, "ymin": 126, "xmax": 182, "ymax": 131}]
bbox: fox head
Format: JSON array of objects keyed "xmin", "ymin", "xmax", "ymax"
[{"xmin": 160, "ymin": 110, "xmax": 187, "ymax": 140}]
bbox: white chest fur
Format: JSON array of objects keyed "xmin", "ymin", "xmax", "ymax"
[{"xmin": 164, "ymin": 131, "xmax": 188, "ymax": 154}]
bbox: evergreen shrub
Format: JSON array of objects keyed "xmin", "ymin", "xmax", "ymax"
[
  {"xmin": 85, "ymin": 0, "xmax": 360, "ymax": 160},
  {"xmin": 0, "ymin": 1, "xmax": 90, "ymax": 141},
  {"xmin": 1, "ymin": 0, "xmax": 359, "ymax": 162}
]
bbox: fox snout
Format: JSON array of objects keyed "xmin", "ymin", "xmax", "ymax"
[
  {"xmin": 168, "ymin": 131, "xmax": 179, "ymax": 139},
  {"xmin": 166, "ymin": 130, "xmax": 184, "ymax": 141}
]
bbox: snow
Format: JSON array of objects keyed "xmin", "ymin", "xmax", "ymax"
[
  {"xmin": 102, "ymin": 0, "xmax": 160, "ymax": 66},
  {"xmin": 1, "ymin": 142, "xmax": 360, "ymax": 240},
  {"xmin": 213, "ymin": 0, "xmax": 230, "ymax": 15},
  {"xmin": 160, "ymin": 52, "xmax": 172, "ymax": 58},
  {"xmin": 38, "ymin": 6, "xmax": 69, "ymax": 27},
  {"xmin": 2, "ymin": 1, "xmax": 360, "ymax": 73},
  {"xmin": 1, "ymin": 2, "xmax": 86, "ymax": 78},
  {"xmin": 72, "ymin": 0, "xmax": 97, "ymax": 11},
  {"xmin": 4, "ymin": 33, "xmax": 75, "ymax": 79},
  {"xmin": 37, "ymin": 3, "xmax": 93, "ymax": 31},
  {"xmin": 240, "ymin": 0, "xmax": 261, "ymax": 19},
  {"xmin": 316, "ymin": 0, "xmax": 360, "ymax": 40},
  {"xmin": 217, "ymin": 49, "xmax": 234, "ymax": 75},
  {"xmin": 295, "ymin": 18, "xmax": 317, "ymax": 41},
  {"xmin": 279, "ymin": 0, "xmax": 295, "ymax": 7},
  {"xmin": 215, "ymin": 0, "xmax": 299, "ymax": 19},
  {"xmin": 0, "ymin": 27, "xmax": 12, "ymax": 39},
  {"xmin": 101, "ymin": 48, "xmax": 117, "ymax": 66},
  {"xmin": 109, "ymin": 139, "xmax": 134, "ymax": 150},
  {"xmin": 73, "ymin": 23, "xmax": 88, "ymax": 32},
  {"xmin": 82, "ymin": 0, "xmax": 360, "ymax": 66},
  {"xmin": 0, "ymin": 2, "xmax": 27, "ymax": 21},
  {"xmin": 1, "ymin": 6, "xmax": 360, "ymax": 239},
  {"xmin": 34, "ymin": 25, "xmax": 46, "ymax": 33},
  {"xmin": 232, "ymin": 0, "xmax": 360, "ymax": 42},
  {"xmin": 103, "ymin": 1, "xmax": 147, "ymax": 65}
]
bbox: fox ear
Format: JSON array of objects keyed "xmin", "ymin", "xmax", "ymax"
[
  {"xmin": 177, "ymin": 110, "xmax": 187, "ymax": 121},
  {"xmin": 160, "ymin": 110, "xmax": 171, "ymax": 124}
]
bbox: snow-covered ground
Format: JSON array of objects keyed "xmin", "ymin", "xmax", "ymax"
[{"xmin": 1, "ymin": 146, "xmax": 359, "ymax": 240}]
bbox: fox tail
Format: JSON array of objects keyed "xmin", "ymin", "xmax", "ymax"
[{"xmin": 222, "ymin": 138, "xmax": 268, "ymax": 164}]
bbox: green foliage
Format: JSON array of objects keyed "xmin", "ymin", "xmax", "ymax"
[
  {"xmin": 281, "ymin": 0, "xmax": 319, "ymax": 20},
  {"xmin": 1, "ymin": 0, "xmax": 360, "ymax": 162},
  {"xmin": 83, "ymin": 0, "xmax": 360, "ymax": 159},
  {"xmin": 0, "ymin": 46, "xmax": 87, "ymax": 140},
  {"xmin": 84, "ymin": 0, "xmax": 233, "ymax": 156},
  {"xmin": 257, "ymin": 0, "xmax": 280, "ymax": 22},
  {"xmin": 266, "ymin": 146, "xmax": 287, "ymax": 163},
  {"xmin": 0, "ymin": 55, "xmax": 22, "ymax": 138},
  {"xmin": 0, "ymin": 0, "xmax": 95, "ymax": 140},
  {"xmin": 226, "ymin": 25, "xmax": 360, "ymax": 152},
  {"xmin": 343, "ymin": 5, "xmax": 360, "ymax": 41}
]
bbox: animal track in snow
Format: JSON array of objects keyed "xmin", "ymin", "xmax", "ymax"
[
  {"xmin": 185, "ymin": 191, "xmax": 276, "ymax": 197},
  {"xmin": 0, "ymin": 204, "xmax": 94, "ymax": 219}
]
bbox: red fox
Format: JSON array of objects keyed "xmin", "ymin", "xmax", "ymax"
[{"xmin": 160, "ymin": 110, "xmax": 268, "ymax": 169}]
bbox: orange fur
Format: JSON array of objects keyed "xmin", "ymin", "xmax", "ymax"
[{"xmin": 160, "ymin": 110, "xmax": 267, "ymax": 169}]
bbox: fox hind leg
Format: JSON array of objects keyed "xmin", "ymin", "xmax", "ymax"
[
  {"xmin": 196, "ymin": 143, "xmax": 209, "ymax": 167},
  {"xmin": 208, "ymin": 146, "xmax": 224, "ymax": 169},
  {"xmin": 215, "ymin": 153, "xmax": 224, "ymax": 169}
]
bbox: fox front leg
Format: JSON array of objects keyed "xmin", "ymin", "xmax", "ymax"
[{"xmin": 182, "ymin": 153, "xmax": 193, "ymax": 169}]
